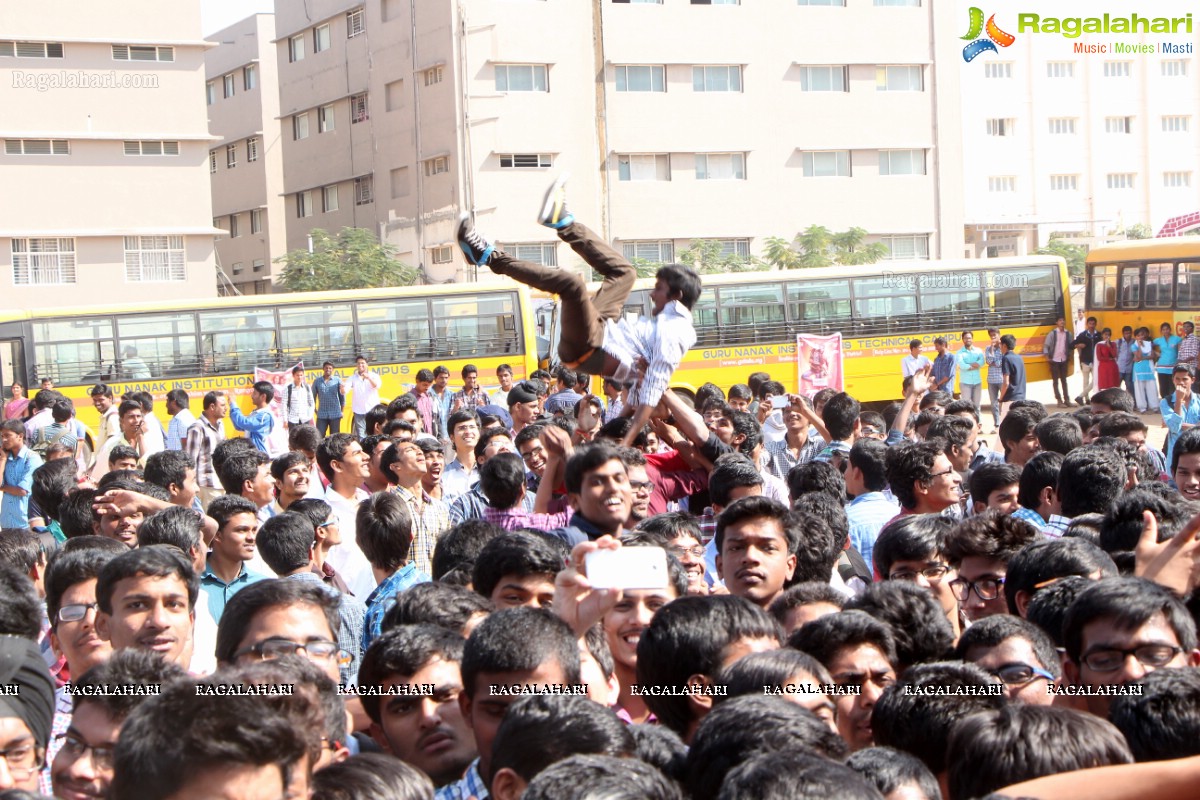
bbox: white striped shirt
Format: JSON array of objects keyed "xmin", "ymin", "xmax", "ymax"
[{"xmin": 602, "ymin": 301, "xmax": 696, "ymax": 408}]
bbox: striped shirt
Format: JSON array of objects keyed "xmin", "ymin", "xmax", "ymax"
[
  {"xmin": 602, "ymin": 300, "xmax": 697, "ymax": 408},
  {"xmin": 1179, "ymin": 334, "xmax": 1200, "ymax": 367},
  {"xmin": 166, "ymin": 409, "xmax": 196, "ymax": 450},
  {"xmin": 394, "ymin": 485, "xmax": 452, "ymax": 577},
  {"xmin": 185, "ymin": 415, "xmax": 226, "ymax": 489},
  {"xmin": 312, "ymin": 375, "xmax": 344, "ymax": 420},
  {"xmin": 985, "ymin": 345, "xmax": 1005, "ymax": 385}
]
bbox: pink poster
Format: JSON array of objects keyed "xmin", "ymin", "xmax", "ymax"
[
  {"xmin": 796, "ymin": 334, "xmax": 843, "ymax": 397},
  {"xmin": 254, "ymin": 361, "xmax": 303, "ymax": 457}
]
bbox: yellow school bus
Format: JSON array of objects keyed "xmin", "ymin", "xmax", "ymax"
[
  {"xmin": 547, "ymin": 257, "xmax": 1072, "ymax": 403},
  {"xmin": 0, "ymin": 283, "xmax": 544, "ymax": 432},
  {"xmin": 1085, "ymin": 237, "xmax": 1200, "ymax": 337}
]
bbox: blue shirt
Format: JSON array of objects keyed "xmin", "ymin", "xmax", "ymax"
[
  {"xmin": 1, "ymin": 446, "xmax": 42, "ymax": 528},
  {"xmin": 435, "ymin": 759, "xmax": 488, "ymax": 800},
  {"xmin": 847, "ymin": 491, "xmax": 901, "ymax": 569},
  {"xmin": 200, "ymin": 562, "xmax": 268, "ymax": 621},
  {"xmin": 956, "ymin": 347, "xmax": 985, "ymax": 386},
  {"xmin": 284, "ymin": 571, "xmax": 367, "ymax": 685},
  {"xmin": 932, "ymin": 352, "xmax": 957, "ymax": 391},
  {"xmin": 1161, "ymin": 390, "xmax": 1200, "ymax": 470},
  {"xmin": 362, "ymin": 563, "xmax": 431, "ymax": 652},
  {"xmin": 1155, "ymin": 335, "xmax": 1182, "ymax": 374},
  {"xmin": 1116, "ymin": 337, "xmax": 1135, "ymax": 373},
  {"xmin": 984, "ymin": 345, "xmax": 1005, "ymax": 385},
  {"xmin": 312, "ymin": 375, "xmax": 345, "ymax": 420},
  {"xmin": 166, "ymin": 409, "xmax": 195, "ymax": 451},
  {"xmin": 1001, "ymin": 352, "xmax": 1026, "ymax": 402},
  {"xmin": 1133, "ymin": 341, "xmax": 1155, "ymax": 380},
  {"xmin": 228, "ymin": 404, "xmax": 274, "ymax": 452}
]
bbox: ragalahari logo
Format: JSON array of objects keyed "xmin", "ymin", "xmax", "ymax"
[{"xmin": 962, "ymin": 8, "xmax": 1016, "ymax": 61}]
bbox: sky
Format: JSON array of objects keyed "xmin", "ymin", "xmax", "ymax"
[{"xmin": 201, "ymin": 0, "xmax": 275, "ymax": 37}]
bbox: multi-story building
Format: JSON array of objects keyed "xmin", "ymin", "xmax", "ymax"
[
  {"xmin": 205, "ymin": 13, "xmax": 288, "ymax": 294},
  {"xmin": 263, "ymin": 0, "xmax": 964, "ymax": 286},
  {"xmin": 961, "ymin": 13, "xmax": 1200, "ymax": 256},
  {"xmin": 0, "ymin": 0, "xmax": 220, "ymax": 306}
]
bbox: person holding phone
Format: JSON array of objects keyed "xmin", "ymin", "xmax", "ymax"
[{"xmin": 1161, "ymin": 364, "xmax": 1200, "ymax": 471}]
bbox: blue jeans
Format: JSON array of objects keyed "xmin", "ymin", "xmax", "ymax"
[{"xmin": 1121, "ymin": 371, "xmax": 1135, "ymax": 395}]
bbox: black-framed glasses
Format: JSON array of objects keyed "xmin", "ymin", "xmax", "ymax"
[
  {"xmin": 668, "ymin": 545, "xmax": 706, "ymax": 559},
  {"xmin": 989, "ymin": 662, "xmax": 1055, "ymax": 687},
  {"xmin": 927, "ymin": 468, "xmax": 957, "ymax": 479},
  {"xmin": 949, "ymin": 576, "xmax": 1005, "ymax": 602},
  {"xmin": 58, "ymin": 602, "xmax": 99, "ymax": 623},
  {"xmin": 888, "ymin": 564, "xmax": 950, "ymax": 583},
  {"xmin": 0, "ymin": 741, "xmax": 43, "ymax": 780},
  {"xmin": 629, "ymin": 480, "xmax": 654, "ymax": 494},
  {"xmin": 233, "ymin": 638, "xmax": 352, "ymax": 667},
  {"xmin": 54, "ymin": 732, "xmax": 114, "ymax": 770},
  {"xmin": 1081, "ymin": 644, "xmax": 1183, "ymax": 673}
]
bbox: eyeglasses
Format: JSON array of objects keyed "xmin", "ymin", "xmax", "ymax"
[
  {"xmin": 55, "ymin": 733, "xmax": 114, "ymax": 770},
  {"xmin": 1081, "ymin": 644, "xmax": 1183, "ymax": 673},
  {"xmin": 58, "ymin": 602, "xmax": 99, "ymax": 623},
  {"xmin": 988, "ymin": 663, "xmax": 1055, "ymax": 687},
  {"xmin": 928, "ymin": 468, "xmax": 957, "ymax": 479},
  {"xmin": 629, "ymin": 480, "xmax": 654, "ymax": 495},
  {"xmin": 949, "ymin": 576, "xmax": 1005, "ymax": 602},
  {"xmin": 0, "ymin": 741, "xmax": 43, "ymax": 780},
  {"xmin": 319, "ymin": 518, "xmax": 338, "ymax": 528},
  {"xmin": 233, "ymin": 638, "xmax": 352, "ymax": 667},
  {"xmin": 888, "ymin": 564, "xmax": 951, "ymax": 583},
  {"xmin": 668, "ymin": 545, "xmax": 706, "ymax": 559}
]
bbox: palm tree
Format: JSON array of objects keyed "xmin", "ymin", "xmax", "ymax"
[
  {"xmin": 796, "ymin": 225, "xmax": 835, "ymax": 268},
  {"xmin": 832, "ymin": 227, "xmax": 889, "ymax": 265}
]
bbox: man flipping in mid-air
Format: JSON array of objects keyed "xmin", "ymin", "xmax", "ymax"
[{"xmin": 457, "ymin": 176, "xmax": 701, "ymax": 447}]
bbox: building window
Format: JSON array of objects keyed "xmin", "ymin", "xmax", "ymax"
[
  {"xmin": 1046, "ymin": 61, "xmax": 1074, "ymax": 78},
  {"xmin": 618, "ymin": 153, "xmax": 670, "ymax": 181},
  {"xmin": 223, "ymin": 74, "xmax": 235, "ymax": 98},
  {"xmin": 1103, "ymin": 61, "xmax": 1131, "ymax": 77},
  {"xmin": 878, "ymin": 149, "xmax": 924, "ymax": 175},
  {"xmin": 124, "ymin": 236, "xmax": 185, "ymax": 282},
  {"xmin": 690, "ymin": 0, "xmax": 739, "ymax": 4},
  {"xmin": 430, "ymin": 245, "xmax": 454, "ymax": 264},
  {"xmin": 251, "ymin": 209, "xmax": 263, "ymax": 233},
  {"xmin": 1048, "ymin": 117, "xmax": 1076, "ymax": 135},
  {"xmin": 988, "ymin": 176, "xmax": 1016, "ymax": 192},
  {"xmin": 881, "ymin": 235, "xmax": 929, "ymax": 260},
  {"xmin": 124, "ymin": 140, "xmax": 180, "ymax": 156},
  {"xmin": 693, "ymin": 65, "xmax": 742, "ymax": 92},
  {"xmin": 11, "ymin": 238, "xmax": 75, "ymax": 285},
  {"xmin": 621, "ymin": 240, "xmax": 674, "ymax": 263},
  {"xmin": 1165, "ymin": 171, "xmax": 1192, "ymax": 188},
  {"xmin": 206, "ymin": 81, "xmax": 215, "ymax": 105},
  {"xmin": 423, "ymin": 66, "xmax": 443, "ymax": 86},
  {"xmin": 355, "ymin": 175, "xmax": 374, "ymax": 205},
  {"xmin": 983, "ymin": 62, "xmax": 1012, "ymax": 78},
  {"xmin": 1050, "ymin": 174, "xmax": 1078, "ymax": 191},
  {"xmin": 297, "ymin": 191, "xmax": 313, "ymax": 217},
  {"xmin": 323, "ymin": 185, "xmax": 339, "ymax": 212},
  {"xmin": 874, "ymin": 0, "xmax": 919, "ymax": 5},
  {"xmin": 232, "ymin": 262, "xmax": 244, "ymax": 275},
  {"xmin": 253, "ymin": 259, "xmax": 266, "ymax": 273},
  {"xmin": 244, "ymin": 64, "xmax": 257, "ymax": 90},
  {"xmin": 798, "ymin": 0, "xmax": 845, "ymax": 6},
  {"xmin": 0, "ymin": 41, "xmax": 64, "ymax": 58},
  {"xmin": 1163, "ymin": 115, "xmax": 1191, "ymax": 132},
  {"xmin": 229, "ymin": 214, "xmax": 239, "ymax": 238},
  {"xmin": 802, "ymin": 150, "xmax": 850, "ymax": 177},
  {"xmin": 350, "ymin": 93, "xmax": 369, "ymax": 123},
  {"xmin": 876, "ymin": 65, "xmax": 923, "ymax": 91},
  {"xmin": 226, "ymin": 144, "xmax": 237, "ymax": 168},
  {"xmin": 314, "ymin": 24, "xmax": 331, "ymax": 53},
  {"xmin": 1106, "ymin": 173, "xmax": 1135, "ymax": 189},
  {"xmin": 615, "ymin": 65, "xmax": 665, "ymax": 92},
  {"xmin": 715, "ymin": 239, "xmax": 751, "ymax": 258},
  {"xmin": 289, "ymin": 34, "xmax": 305, "ymax": 62},
  {"xmin": 799, "ymin": 65, "xmax": 847, "ymax": 91},
  {"xmin": 423, "ymin": 156, "xmax": 448, "ymax": 176},
  {"xmin": 293, "ymin": 112, "xmax": 310, "ymax": 140},
  {"xmin": 111, "ymin": 44, "xmax": 173, "ymax": 61},
  {"xmin": 209, "ymin": 150, "xmax": 217, "ymax": 173},
  {"xmin": 247, "ymin": 137, "xmax": 258, "ymax": 162},
  {"xmin": 1105, "ymin": 116, "xmax": 1133, "ymax": 134},
  {"xmin": 495, "ymin": 64, "xmax": 549, "ymax": 92},
  {"xmin": 696, "ymin": 152, "xmax": 746, "ymax": 180},
  {"xmin": 985, "ymin": 118, "xmax": 1015, "ymax": 136},
  {"xmin": 347, "ymin": 8, "xmax": 366, "ymax": 37},
  {"xmin": 318, "ymin": 104, "xmax": 335, "ymax": 133},
  {"xmin": 613, "ymin": 0, "xmax": 664, "ymax": 3},
  {"xmin": 499, "ymin": 243, "xmax": 558, "ymax": 265},
  {"xmin": 499, "ymin": 153, "xmax": 553, "ymax": 169},
  {"xmin": 1163, "ymin": 59, "xmax": 1189, "ymax": 77},
  {"xmin": 4, "ymin": 139, "xmax": 69, "ymax": 155}
]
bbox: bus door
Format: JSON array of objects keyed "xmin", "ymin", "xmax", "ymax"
[{"xmin": 0, "ymin": 324, "xmax": 29, "ymax": 395}]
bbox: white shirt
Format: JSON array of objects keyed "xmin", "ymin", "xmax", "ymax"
[
  {"xmin": 602, "ymin": 300, "xmax": 696, "ymax": 408},
  {"xmin": 441, "ymin": 457, "xmax": 479, "ymax": 499},
  {"xmin": 901, "ymin": 355, "xmax": 932, "ymax": 377},
  {"xmin": 348, "ymin": 372, "xmax": 382, "ymax": 415},
  {"xmin": 323, "ymin": 487, "xmax": 377, "ymax": 597},
  {"xmin": 189, "ymin": 591, "xmax": 219, "ymax": 675}
]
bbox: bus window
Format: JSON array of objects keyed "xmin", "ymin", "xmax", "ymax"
[
  {"xmin": 1178, "ymin": 263, "xmax": 1200, "ymax": 309},
  {"xmin": 432, "ymin": 292, "xmax": 520, "ymax": 358},
  {"xmin": 199, "ymin": 309, "xmax": 275, "ymax": 373},
  {"xmin": 852, "ymin": 277, "xmax": 917, "ymax": 333},
  {"xmin": 624, "ymin": 290, "xmax": 650, "ymax": 324},
  {"xmin": 33, "ymin": 318, "xmax": 115, "ymax": 384},
  {"xmin": 718, "ymin": 284, "xmax": 785, "ymax": 344},
  {"xmin": 786, "ymin": 280, "xmax": 851, "ymax": 330},
  {"xmin": 356, "ymin": 299, "xmax": 431, "ymax": 361},
  {"xmin": 277, "ymin": 304, "xmax": 354, "ymax": 365},
  {"xmin": 1144, "ymin": 263, "xmax": 1174, "ymax": 308},
  {"xmin": 1089, "ymin": 265, "xmax": 1118, "ymax": 309},
  {"xmin": 921, "ymin": 281, "xmax": 984, "ymax": 331},
  {"xmin": 1119, "ymin": 266, "xmax": 1141, "ymax": 308},
  {"xmin": 692, "ymin": 289, "xmax": 719, "ymax": 346},
  {"xmin": 116, "ymin": 313, "xmax": 199, "ymax": 380},
  {"xmin": 988, "ymin": 266, "xmax": 1058, "ymax": 326}
]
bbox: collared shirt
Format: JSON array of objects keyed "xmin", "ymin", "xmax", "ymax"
[
  {"xmin": 449, "ymin": 485, "xmax": 534, "ymax": 525},
  {"xmin": 1180, "ymin": 334, "xmax": 1200, "ymax": 366},
  {"xmin": 200, "ymin": 561, "xmax": 268, "ymax": 621},
  {"xmin": 901, "ymin": 354, "xmax": 931, "ymax": 378},
  {"xmin": 984, "ymin": 345, "xmax": 1005, "ymax": 384},
  {"xmin": 435, "ymin": 759, "xmax": 489, "ymax": 800},
  {"xmin": 601, "ymin": 300, "xmax": 697, "ymax": 408},
  {"xmin": 98, "ymin": 406, "xmax": 121, "ymax": 444},
  {"xmin": 348, "ymin": 371, "xmax": 383, "ymax": 415},
  {"xmin": 393, "ymin": 484, "xmax": 452, "ymax": 577},
  {"xmin": 1011, "ymin": 507, "xmax": 1071, "ymax": 538},
  {"xmin": 1046, "ymin": 328, "xmax": 1070, "ymax": 362},
  {"xmin": 957, "ymin": 346, "xmax": 985, "ymax": 386},
  {"xmin": 41, "ymin": 689, "xmax": 74, "ymax": 794},
  {"xmin": 441, "ymin": 457, "xmax": 479, "ymax": 499},
  {"xmin": 1155, "ymin": 335, "xmax": 1183, "ymax": 373},
  {"xmin": 35, "ymin": 421, "xmax": 78, "ymax": 453},
  {"xmin": 549, "ymin": 511, "xmax": 618, "ymax": 548},
  {"xmin": 285, "ymin": 570, "xmax": 367, "ymax": 685},
  {"xmin": 430, "ymin": 388, "xmax": 453, "ymax": 439},
  {"xmin": 1162, "ymin": 390, "xmax": 1200, "ymax": 470},
  {"xmin": 363, "ymin": 563, "xmax": 431, "ymax": 652},
  {"xmin": 482, "ymin": 504, "xmax": 572, "ymax": 532},
  {"xmin": 313, "ymin": 375, "xmax": 345, "ymax": 419},
  {"xmin": 451, "ymin": 386, "xmax": 491, "ymax": 410},
  {"xmin": 185, "ymin": 415, "xmax": 226, "ymax": 489},
  {"xmin": 166, "ymin": 408, "xmax": 196, "ymax": 450},
  {"xmin": 1116, "ymin": 338, "xmax": 1135, "ymax": 373},
  {"xmin": 1074, "ymin": 329, "xmax": 1104, "ymax": 365},
  {"xmin": 764, "ymin": 435, "xmax": 824, "ymax": 480},
  {"xmin": 412, "ymin": 390, "xmax": 435, "ymax": 436},
  {"xmin": 23, "ymin": 408, "xmax": 52, "ymax": 446},
  {"xmin": 932, "ymin": 352, "xmax": 957, "ymax": 389},
  {"xmin": 1001, "ymin": 352, "xmax": 1026, "ymax": 402},
  {"xmin": 604, "ymin": 396, "xmax": 626, "ymax": 424},
  {"xmin": 284, "ymin": 381, "xmax": 316, "ymax": 424},
  {"xmin": 544, "ymin": 388, "xmax": 583, "ymax": 416},
  {"xmin": 1, "ymin": 446, "xmax": 42, "ymax": 528},
  {"xmin": 229, "ymin": 405, "xmax": 273, "ymax": 452},
  {"xmin": 324, "ymin": 488, "xmax": 377, "ymax": 599},
  {"xmin": 847, "ymin": 491, "xmax": 902, "ymax": 569}
]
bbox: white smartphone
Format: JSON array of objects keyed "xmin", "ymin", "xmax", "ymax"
[
  {"xmin": 585, "ymin": 547, "xmax": 669, "ymax": 591},
  {"xmin": 770, "ymin": 395, "xmax": 790, "ymax": 410}
]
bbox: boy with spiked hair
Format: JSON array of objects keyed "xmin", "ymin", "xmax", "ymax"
[{"xmin": 458, "ymin": 175, "xmax": 701, "ymax": 447}]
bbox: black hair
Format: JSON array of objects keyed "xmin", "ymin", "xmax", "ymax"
[
  {"xmin": 380, "ymin": 581, "xmax": 493, "ymax": 635},
  {"xmin": 522, "ymin": 754, "xmax": 683, "ymax": 800},
  {"xmin": 1016, "ymin": 450, "xmax": 1063, "ymax": 511},
  {"xmin": 1024, "ymin": 575, "xmax": 1091, "ymax": 647},
  {"xmin": 270, "ymin": 450, "xmax": 310, "ymax": 484},
  {"xmin": 44, "ymin": 546, "xmax": 120, "ymax": 632},
  {"xmin": 767, "ymin": 581, "xmax": 846, "ymax": 629},
  {"xmin": 714, "ymin": 495, "xmax": 798, "ymax": 555},
  {"xmin": 288, "ymin": 423, "xmax": 320, "ymax": 455},
  {"xmin": 998, "ymin": 408, "xmax": 1039, "ymax": 453},
  {"xmin": 871, "ymin": 514, "xmax": 952, "ymax": 579},
  {"xmin": 61, "ymin": 536, "xmax": 132, "ymax": 556},
  {"xmin": 358, "ymin": 624, "xmax": 465, "ymax": 723},
  {"xmin": 944, "ymin": 510, "xmax": 1040, "ymax": 567},
  {"xmin": 211, "ymin": 437, "xmax": 257, "ymax": 476},
  {"xmin": 708, "ymin": 454, "xmax": 764, "ymax": 508},
  {"xmin": 472, "ymin": 428, "xmax": 512, "ymax": 461},
  {"xmin": 786, "ymin": 460, "xmax": 847, "ymax": 505},
  {"xmin": 491, "ymin": 694, "xmax": 635, "ymax": 786},
  {"xmin": 357, "ymin": 491, "xmax": 414, "ymax": 572},
  {"xmin": 871, "ymin": 661, "xmax": 1006, "ymax": 775},
  {"xmin": 1034, "ymin": 416, "xmax": 1083, "ymax": 455},
  {"xmin": 478, "ymin": 452, "xmax": 527, "ymax": 510},
  {"xmin": 629, "ymin": 724, "xmax": 688, "ymax": 785},
  {"xmin": 714, "ymin": 648, "xmax": 833, "ymax": 702},
  {"xmin": 95, "ymin": 545, "xmax": 198, "ymax": 614},
  {"xmin": 1063, "ymin": 576, "xmax": 1198, "ymax": 664},
  {"xmin": 564, "ymin": 443, "xmax": 626, "ymax": 494},
  {"xmin": 30, "ymin": 457, "xmax": 76, "ymax": 523},
  {"xmin": 256, "ymin": 512, "xmax": 317, "ymax": 574},
  {"xmin": 845, "ymin": 747, "xmax": 941, "ymax": 800},
  {"xmin": 108, "ymin": 444, "xmax": 139, "ymax": 467},
  {"xmin": 636, "ymin": 595, "xmax": 782, "ymax": 736},
  {"xmin": 694, "ymin": 383, "xmax": 725, "ymax": 410},
  {"xmin": 207, "ymin": 494, "xmax": 258, "ymax": 532},
  {"xmin": 783, "ymin": 502, "xmax": 843, "ymax": 584},
  {"xmin": 1109, "ymin": 667, "xmax": 1200, "ymax": 762},
  {"xmin": 431, "ymin": 519, "xmax": 504, "ymax": 581},
  {"xmin": 311, "ymin": 753, "xmax": 435, "ymax": 800},
  {"xmin": 1100, "ymin": 489, "xmax": 1193, "ymax": 559},
  {"xmin": 724, "ymin": 408, "xmax": 761, "ymax": 456},
  {"xmin": 637, "ymin": 511, "xmax": 702, "ymax": 544},
  {"xmin": 758, "ymin": 380, "xmax": 786, "ymax": 400},
  {"xmin": 0, "ymin": 565, "xmax": 43, "ymax": 639},
  {"xmin": 821, "ymin": 392, "xmax": 861, "ymax": 442},
  {"xmin": 926, "ymin": 414, "xmax": 974, "ymax": 450},
  {"xmin": 90, "ymin": 383, "xmax": 113, "ymax": 399},
  {"xmin": 787, "ymin": 610, "xmax": 898, "ymax": 669},
  {"xmin": 316, "ymin": 433, "xmax": 358, "ymax": 483},
  {"xmin": 72, "ymin": 648, "xmax": 187, "ymax": 721},
  {"xmin": 287, "ymin": 497, "xmax": 332, "ymax": 532},
  {"xmin": 1091, "ymin": 387, "xmax": 1136, "ymax": 413},
  {"xmin": 655, "ymin": 263, "xmax": 702, "ymax": 310},
  {"xmin": 954, "ymin": 613, "xmax": 1062, "ymax": 678},
  {"xmin": 848, "ymin": 439, "xmax": 889, "ymax": 493},
  {"xmin": 718, "ymin": 751, "xmax": 883, "ymax": 800},
  {"xmin": 944, "ymin": 398, "xmax": 980, "ymax": 421},
  {"xmin": 143, "ymin": 450, "xmax": 193, "ymax": 495},
  {"xmin": 0, "ymin": 529, "xmax": 42, "ymax": 574},
  {"xmin": 885, "ymin": 440, "xmax": 948, "ymax": 511},
  {"xmin": 446, "ymin": 409, "xmax": 477, "ymax": 440},
  {"xmin": 919, "ymin": 390, "xmax": 952, "ymax": 411},
  {"xmin": 968, "ymin": 463, "xmax": 1022, "ymax": 508},
  {"xmin": 947, "ymin": 705, "xmax": 1132, "ymax": 800},
  {"xmin": 1004, "ymin": 538, "xmax": 1119, "ymax": 615},
  {"xmin": 214, "ymin": 578, "xmax": 340, "ymax": 664},
  {"xmin": 845, "ymin": 582, "xmax": 955, "ymax": 669},
  {"xmin": 1097, "ymin": 411, "xmax": 1148, "ymax": 440},
  {"xmin": 1172, "ymin": 427, "xmax": 1200, "ymax": 474},
  {"xmin": 136, "ymin": 505, "xmax": 203, "ymax": 555},
  {"xmin": 1057, "ymin": 444, "xmax": 1127, "ymax": 517},
  {"xmin": 471, "ymin": 531, "xmax": 563, "ymax": 600},
  {"xmin": 216, "ymin": 448, "xmax": 270, "ymax": 496},
  {"xmin": 460, "ymin": 606, "xmax": 581, "ymax": 698}
]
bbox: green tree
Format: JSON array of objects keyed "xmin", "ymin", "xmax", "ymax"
[
  {"xmin": 831, "ymin": 227, "xmax": 890, "ymax": 265},
  {"xmin": 763, "ymin": 226, "xmax": 891, "ymax": 269},
  {"xmin": 762, "ymin": 236, "xmax": 803, "ymax": 270},
  {"xmin": 676, "ymin": 239, "xmax": 767, "ymax": 274},
  {"xmin": 275, "ymin": 228, "xmax": 418, "ymax": 292},
  {"xmin": 1125, "ymin": 223, "xmax": 1152, "ymax": 240},
  {"xmin": 1037, "ymin": 237, "xmax": 1087, "ymax": 279},
  {"xmin": 796, "ymin": 225, "xmax": 835, "ymax": 268}
]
